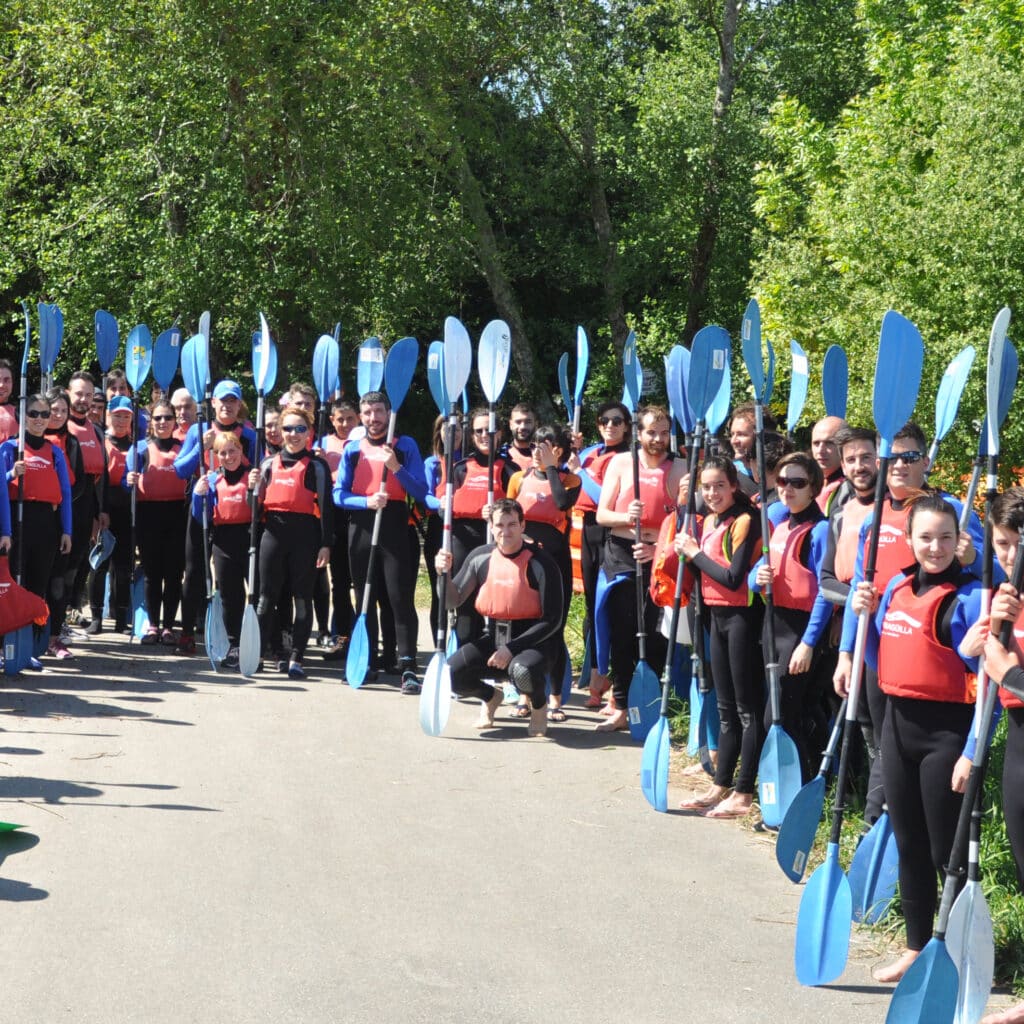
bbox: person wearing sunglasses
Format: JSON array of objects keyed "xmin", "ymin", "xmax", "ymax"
[
  {"xmin": 249, "ymin": 405, "xmax": 334, "ymax": 678},
  {"xmin": 334, "ymin": 390, "xmax": 427, "ymax": 693},
  {"xmin": 125, "ymin": 400, "xmax": 187, "ymax": 646},
  {"xmin": 748, "ymin": 451, "xmax": 831, "ymax": 781},
  {"xmin": 567, "ymin": 402, "xmax": 631, "ymax": 709}
]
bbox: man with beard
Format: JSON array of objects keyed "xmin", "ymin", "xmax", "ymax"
[
  {"xmin": 500, "ymin": 403, "xmax": 536, "ymax": 473},
  {"xmin": 811, "ymin": 415, "xmax": 847, "ymax": 514},
  {"xmin": 333, "ymin": 390, "xmax": 427, "ymax": 692},
  {"xmin": 593, "ymin": 405, "xmax": 686, "ymax": 732},
  {"xmin": 0, "ymin": 360, "xmax": 17, "ymax": 443}
]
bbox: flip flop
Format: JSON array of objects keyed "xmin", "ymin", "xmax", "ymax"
[
  {"xmin": 703, "ymin": 801, "xmax": 753, "ymax": 820},
  {"xmin": 547, "ymin": 708, "xmax": 567, "ymax": 723},
  {"xmin": 679, "ymin": 788, "xmax": 732, "ymax": 812}
]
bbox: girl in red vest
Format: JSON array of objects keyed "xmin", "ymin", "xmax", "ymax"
[
  {"xmin": 422, "ymin": 414, "xmax": 462, "ymax": 639},
  {"xmin": 676, "ymin": 455, "xmax": 763, "ymax": 818},
  {"xmin": 126, "ymin": 401, "xmax": 187, "ymax": 645},
  {"xmin": 851, "ymin": 493, "xmax": 979, "ymax": 983}
]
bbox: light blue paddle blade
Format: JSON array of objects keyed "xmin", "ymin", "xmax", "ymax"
[
  {"xmin": 384, "ymin": 337, "xmax": 419, "ymax": 412},
  {"xmin": 707, "ymin": 361, "xmax": 731, "ymax": 435},
  {"xmin": 822, "ymin": 345, "xmax": 848, "ymax": 418},
  {"xmin": 206, "ymin": 591, "xmax": 230, "ymax": 667},
  {"xmin": 443, "ymin": 317, "xmax": 473, "ymax": 403},
  {"xmin": 668, "ymin": 346, "xmax": 695, "ymax": 434},
  {"xmin": 194, "ymin": 329, "xmax": 211, "ymax": 394},
  {"xmin": 557, "ymin": 352, "xmax": 572, "ymax": 418},
  {"xmin": 741, "ymin": 299, "xmax": 765, "ymax": 400},
  {"xmin": 479, "ymin": 320, "xmax": 512, "ymax": 405},
  {"xmin": 238, "ymin": 605, "xmax": 261, "ymax": 678},
  {"xmin": 427, "ymin": 341, "xmax": 448, "ymax": 413},
  {"xmin": 131, "ymin": 573, "xmax": 149, "ymax": 640},
  {"xmin": 181, "ymin": 336, "xmax": 200, "ymax": 404},
  {"xmin": 574, "ymin": 325, "xmax": 589, "ymax": 406},
  {"xmin": 253, "ymin": 316, "xmax": 273, "ymax": 393},
  {"xmin": 126, "ymin": 325, "xmax": 154, "ymax": 393},
  {"xmin": 787, "ymin": 339, "xmax": 809, "ymax": 433},
  {"xmin": 687, "ymin": 671, "xmax": 702, "ymax": 756},
  {"xmin": 875, "ymin": 311, "xmax": 925, "ymax": 454},
  {"xmin": 262, "ymin": 333, "xmax": 279, "ymax": 395},
  {"xmin": 419, "ymin": 652, "xmax": 452, "ymax": 737},
  {"xmin": 933, "ymin": 346, "xmax": 976, "ymax": 446},
  {"xmin": 313, "ymin": 334, "xmax": 340, "ymax": 404},
  {"xmin": 885, "ymin": 939, "xmax": 958, "ymax": 1024},
  {"xmin": 345, "ymin": 616, "xmax": 370, "ymax": 688},
  {"xmin": 20, "ymin": 301, "xmax": 30, "ymax": 377},
  {"xmin": 445, "ymin": 627, "xmax": 458, "ymax": 657},
  {"xmin": 153, "ymin": 327, "xmax": 183, "ymax": 392},
  {"xmin": 776, "ymin": 776, "xmax": 826, "ymax": 883},
  {"xmin": 627, "ymin": 661, "xmax": 660, "ymax": 742},
  {"xmin": 795, "ymin": 844, "xmax": 853, "ymax": 986},
  {"xmin": 103, "ymin": 574, "xmax": 112, "ymax": 620},
  {"xmin": 94, "ymin": 310, "xmax": 120, "ymax": 373},
  {"xmin": 640, "ymin": 717, "xmax": 670, "ymax": 812},
  {"xmin": 986, "ymin": 308, "xmax": 1012, "ymax": 458},
  {"xmin": 758, "ymin": 724, "xmax": 803, "ymax": 828},
  {"xmin": 947, "ymin": 881, "xmax": 994, "ymax": 1024},
  {"xmin": 850, "ymin": 811, "xmax": 900, "ymax": 923},
  {"xmin": 204, "ymin": 602, "xmax": 216, "ymax": 670},
  {"xmin": 357, "ymin": 337, "xmax": 384, "ymax": 396},
  {"xmin": 3, "ymin": 625, "xmax": 34, "ymax": 676},
  {"xmin": 689, "ymin": 326, "xmax": 730, "ymax": 421},
  {"xmin": 622, "ymin": 331, "xmax": 639, "ymax": 413}
]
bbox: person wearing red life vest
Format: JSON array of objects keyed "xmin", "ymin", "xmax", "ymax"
[
  {"xmin": 250, "ymin": 405, "xmax": 333, "ymax": 679},
  {"xmin": 594, "ymin": 405, "xmax": 687, "ymax": 733},
  {"xmin": 125, "ymin": 400, "xmax": 187, "ymax": 646},
  {"xmin": 0, "ymin": 359, "xmax": 18, "ymax": 444},
  {"xmin": 421, "ymin": 414, "xmax": 463, "ymax": 642},
  {"xmin": 334, "ymin": 390, "xmax": 427, "ymax": 693},
  {"xmin": 849, "ymin": 492, "xmax": 979, "ymax": 984},
  {"xmin": 811, "ymin": 415, "xmax": 847, "ymax": 514},
  {"xmin": 436, "ymin": 499, "xmax": 564, "ymax": 738},
  {"xmin": 170, "ymin": 387, "xmax": 197, "ymax": 443},
  {"xmin": 498, "ymin": 403, "xmax": 536, "ymax": 474}
]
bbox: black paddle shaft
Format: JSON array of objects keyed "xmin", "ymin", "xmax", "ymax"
[
  {"xmin": 753, "ymin": 401, "xmax": 782, "ymax": 721},
  {"xmin": 246, "ymin": 393, "xmax": 266, "ymax": 600},
  {"xmin": 434, "ymin": 410, "xmax": 459, "ymax": 652},
  {"xmin": 630, "ymin": 418, "xmax": 648, "ymax": 662}
]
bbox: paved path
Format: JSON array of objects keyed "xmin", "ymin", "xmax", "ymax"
[{"xmin": 0, "ymin": 634, "xmax": 1010, "ymax": 1023}]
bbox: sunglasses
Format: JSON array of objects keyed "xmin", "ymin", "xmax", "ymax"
[
  {"xmin": 599, "ymin": 416, "xmax": 625, "ymax": 427},
  {"xmin": 25, "ymin": 409, "xmax": 50, "ymax": 419},
  {"xmin": 281, "ymin": 424, "xmax": 309, "ymax": 435},
  {"xmin": 777, "ymin": 475, "xmax": 809, "ymax": 489},
  {"xmin": 152, "ymin": 414, "xmax": 175, "ymax": 422},
  {"xmin": 892, "ymin": 450, "xmax": 924, "ymax": 464},
  {"xmin": 472, "ymin": 427, "xmax": 490, "ymax": 435}
]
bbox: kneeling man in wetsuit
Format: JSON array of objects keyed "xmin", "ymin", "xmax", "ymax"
[{"xmin": 435, "ymin": 498, "xmax": 563, "ymax": 738}]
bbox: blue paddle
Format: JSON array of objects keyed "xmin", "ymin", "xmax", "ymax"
[
  {"xmin": 356, "ymin": 337, "xmax": 384, "ymax": 396},
  {"xmin": 38, "ymin": 302, "xmax": 63, "ymax": 392},
  {"xmin": 557, "ymin": 352, "xmax": 572, "ymax": 421},
  {"xmin": 796, "ymin": 309, "xmax": 923, "ymax": 988},
  {"xmin": 95, "ymin": 310, "xmax": 120, "ymax": 422},
  {"xmin": 427, "ymin": 341, "xmax": 448, "ymax": 414},
  {"xmin": 153, "ymin": 326, "xmax": 182, "ymax": 394},
  {"xmin": 573, "ymin": 325, "xmax": 589, "ymax": 435},
  {"xmin": 421, "ymin": 317, "xmax": 473, "ymax": 735},
  {"xmin": 743, "ymin": 299, "xmax": 801, "ymax": 828},
  {"xmin": 926, "ymin": 345, "xmax": 976, "ymax": 468},
  {"xmin": 346, "ymin": 337, "xmax": 420, "ymax": 689},
  {"xmin": 313, "ymin": 332, "xmax": 341, "ymax": 443},
  {"xmin": 822, "ymin": 345, "xmax": 848, "ymax": 418},
  {"xmin": 786, "ymin": 339, "xmax": 809, "ymax": 437},
  {"xmin": 667, "ymin": 345, "xmax": 696, "ymax": 437},
  {"xmin": 479, "ymin": 320, "xmax": 512, "ymax": 541},
  {"xmin": 125, "ymin": 325, "xmax": 154, "ymax": 641},
  {"xmin": 849, "ymin": 809, "xmax": 900, "ymax": 923},
  {"xmin": 775, "ymin": 699, "xmax": 847, "ymax": 883}
]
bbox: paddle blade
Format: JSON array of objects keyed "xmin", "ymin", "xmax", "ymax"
[
  {"xmin": 419, "ymin": 652, "xmax": 452, "ymax": 737},
  {"xmin": 741, "ymin": 299, "xmax": 766, "ymax": 400},
  {"xmin": 706, "ymin": 360, "xmax": 731, "ymax": 435},
  {"xmin": 689, "ymin": 325, "xmax": 731, "ymax": 420},
  {"xmin": 622, "ymin": 331, "xmax": 639, "ymax": 413},
  {"xmin": 446, "ymin": 627, "xmax": 459, "ymax": 657},
  {"xmin": 986, "ymin": 307, "xmax": 1012, "ymax": 457},
  {"xmin": 384, "ymin": 336, "xmax": 419, "ymax": 412},
  {"xmin": 946, "ymin": 882, "xmax": 994, "ymax": 1024},
  {"xmin": 427, "ymin": 341, "xmax": 448, "ymax": 413},
  {"xmin": 932, "ymin": 346, "xmax": 975, "ymax": 445},
  {"xmin": 3, "ymin": 625, "xmax": 34, "ymax": 676},
  {"xmin": 667, "ymin": 346, "xmax": 695, "ymax": 435},
  {"xmin": 765, "ymin": 340, "xmax": 776, "ymax": 405},
  {"xmin": 181, "ymin": 336, "xmax": 200, "ymax": 404},
  {"xmin": 885, "ymin": 939, "xmax": 957, "ymax": 1024},
  {"xmin": 238, "ymin": 605, "xmax": 261, "ymax": 678},
  {"xmin": 194, "ymin": 328, "xmax": 211, "ymax": 392},
  {"xmin": 822, "ymin": 344, "xmax": 848, "ymax": 418},
  {"xmin": 787, "ymin": 339, "xmax": 809, "ymax": 433},
  {"xmin": 795, "ymin": 844, "xmax": 852, "ymax": 986},
  {"xmin": 758, "ymin": 724, "xmax": 803, "ymax": 828},
  {"xmin": 875, "ymin": 311, "xmax": 924, "ymax": 449},
  {"xmin": 557, "ymin": 352, "xmax": 572, "ymax": 417},
  {"xmin": 443, "ymin": 317, "xmax": 473, "ymax": 405},
  {"xmin": 131, "ymin": 574, "xmax": 149, "ymax": 640},
  {"xmin": 345, "ymin": 616, "xmax": 369, "ymax": 688},
  {"xmin": 206, "ymin": 592, "xmax": 230, "ymax": 665},
  {"xmin": 687, "ymin": 673, "xmax": 702, "ymax": 756},
  {"xmin": 95, "ymin": 310, "xmax": 120, "ymax": 373},
  {"xmin": 627, "ymin": 660, "xmax": 660, "ymax": 741},
  {"xmin": 312, "ymin": 334, "xmax": 340, "ymax": 404},
  {"xmin": 776, "ymin": 777, "xmax": 825, "ymax": 883},
  {"xmin": 357, "ymin": 337, "xmax": 384, "ymax": 396},
  {"xmin": 479, "ymin": 320, "xmax": 512, "ymax": 404},
  {"xmin": 849, "ymin": 811, "xmax": 900, "ymax": 924},
  {"xmin": 126, "ymin": 325, "xmax": 154, "ymax": 393},
  {"xmin": 640, "ymin": 717, "xmax": 670, "ymax": 812},
  {"xmin": 574, "ymin": 325, "xmax": 589, "ymax": 404},
  {"xmin": 153, "ymin": 327, "xmax": 183, "ymax": 392}
]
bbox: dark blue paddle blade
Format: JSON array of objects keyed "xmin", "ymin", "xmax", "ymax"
[
  {"xmin": 822, "ymin": 345, "xmax": 848, "ymax": 417},
  {"xmin": 152, "ymin": 327, "xmax": 182, "ymax": 392},
  {"xmin": 706, "ymin": 361, "xmax": 731, "ymax": 435},
  {"xmin": 384, "ymin": 337, "xmax": 419, "ymax": 412},
  {"xmin": 574, "ymin": 325, "xmax": 589, "ymax": 406},
  {"xmin": 795, "ymin": 843, "xmax": 853, "ymax": 986},
  {"xmin": 419, "ymin": 652, "xmax": 451, "ymax": 737},
  {"xmin": 689, "ymin": 326, "xmax": 730, "ymax": 421},
  {"xmin": 443, "ymin": 317, "xmax": 473, "ymax": 403},
  {"xmin": 622, "ymin": 331, "xmax": 639, "ymax": 413},
  {"xmin": 850, "ymin": 811, "xmax": 900, "ymax": 924},
  {"xmin": 776, "ymin": 777, "xmax": 826, "ymax": 882},
  {"xmin": 33, "ymin": 620, "xmax": 50, "ymax": 658},
  {"xmin": 765, "ymin": 341, "xmax": 776, "ymax": 405},
  {"xmin": 885, "ymin": 939, "xmax": 957, "ymax": 1024},
  {"xmin": 94, "ymin": 310, "xmax": 119, "ymax": 373},
  {"xmin": 875, "ymin": 311, "xmax": 924, "ymax": 453},
  {"xmin": 479, "ymin": 320, "xmax": 512, "ymax": 405},
  {"xmin": 787, "ymin": 339, "xmax": 809, "ymax": 433},
  {"xmin": 313, "ymin": 334, "xmax": 340, "ymax": 404},
  {"xmin": 758, "ymin": 724, "xmax": 803, "ymax": 828},
  {"xmin": 668, "ymin": 346, "xmax": 695, "ymax": 434},
  {"xmin": 627, "ymin": 660, "xmax": 659, "ymax": 741},
  {"xmin": 357, "ymin": 338, "xmax": 384, "ymax": 396},
  {"xmin": 557, "ymin": 352, "xmax": 572, "ymax": 417},
  {"xmin": 640, "ymin": 717, "xmax": 670, "ymax": 812},
  {"xmin": 933, "ymin": 346, "xmax": 975, "ymax": 445},
  {"xmin": 346, "ymin": 616, "xmax": 369, "ymax": 688},
  {"xmin": 20, "ymin": 302, "xmax": 31, "ymax": 377},
  {"xmin": 239, "ymin": 605, "xmax": 260, "ymax": 678},
  {"xmin": 427, "ymin": 341, "xmax": 448, "ymax": 414},
  {"xmin": 126, "ymin": 325, "xmax": 154, "ymax": 393},
  {"xmin": 741, "ymin": 299, "xmax": 765, "ymax": 400},
  {"xmin": 3, "ymin": 625, "xmax": 34, "ymax": 676},
  {"xmin": 38, "ymin": 303, "xmax": 58, "ymax": 373},
  {"xmin": 986, "ymin": 308, "xmax": 1012, "ymax": 457}
]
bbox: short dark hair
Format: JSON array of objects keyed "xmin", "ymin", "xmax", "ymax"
[
  {"xmin": 906, "ymin": 492, "xmax": 958, "ymax": 537},
  {"xmin": 69, "ymin": 371, "xmax": 96, "ymax": 387},
  {"xmin": 834, "ymin": 426, "xmax": 876, "ymax": 455},
  {"xmin": 596, "ymin": 401, "xmax": 630, "ymax": 425},
  {"xmin": 775, "ymin": 450, "xmax": 823, "ymax": 498},
  {"xmin": 893, "ymin": 421, "xmax": 927, "ymax": 451},
  {"xmin": 489, "ymin": 498, "xmax": 524, "ymax": 524},
  {"xmin": 731, "ymin": 401, "xmax": 778, "ymax": 432},
  {"xmin": 533, "ymin": 424, "xmax": 571, "ymax": 453},
  {"xmin": 359, "ymin": 390, "xmax": 391, "ymax": 412},
  {"xmin": 992, "ymin": 488, "xmax": 1024, "ymax": 532}
]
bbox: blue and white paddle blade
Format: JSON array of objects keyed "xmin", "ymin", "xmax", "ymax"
[
  {"xmin": 479, "ymin": 320, "xmax": 512, "ymax": 405},
  {"xmin": 357, "ymin": 337, "xmax": 384, "ymax": 397},
  {"xmin": 443, "ymin": 317, "xmax": 473, "ymax": 403},
  {"xmin": 427, "ymin": 341, "xmax": 448, "ymax": 413},
  {"xmin": 787, "ymin": 339, "xmax": 809, "ymax": 433}
]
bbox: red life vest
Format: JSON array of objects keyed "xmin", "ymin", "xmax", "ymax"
[
  {"xmin": 768, "ymin": 517, "xmax": 817, "ymax": 612},
  {"xmin": 9, "ymin": 441, "xmax": 62, "ymax": 505},
  {"xmin": 213, "ymin": 475, "xmax": 252, "ymax": 526},
  {"xmin": 873, "ymin": 498, "xmax": 913, "ymax": 587},
  {"xmin": 137, "ymin": 441, "xmax": 186, "ymax": 502},
  {"xmin": 817, "ymin": 474, "xmax": 843, "ymax": 515},
  {"xmin": 263, "ymin": 455, "xmax": 318, "ymax": 515},
  {"xmin": 45, "ymin": 431, "xmax": 76, "ymax": 487},
  {"xmin": 320, "ymin": 434, "xmax": 348, "ymax": 478},
  {"xmin": 68, "ymin": 417, "xmax": 104, "ymax": 480},
  {"xmin": 612, "ymin": 457, "xmax": 675, "ymax": 533},
  {"xmin": 474, "ymin": 547, "xmax": 543, "ymax": 620},
  {"xmin": 350, "ymin": 438, "xmax": 406, "ymax": 502},
  {"xmin": 106, "ymin": 438, "xmax": 130, "ymax": 487},
  {"xmin": 510, "ymin": 470, "xmax": 572, "ymax": 530},
  {"xmin": 699, "ymin": 513, "xmax": 754, "ymax": 607},
  {"xmin": 576, "ymin": 447, "xmax": 618, "ymax": 515},
  {"xmin": 1001, "ymin": 606, "xmax": 1024, "ymax": 710},
  {"xmin": 834, "ymin": 497, "xmax": 874, "ymax": 584},
  {"xmin": 0, "ymin": 405, "xmax": 17, "ymax": 444},
  {"xmin": 452, "ymin": 457, "xmax": 506, "ymax": 518},
  {"xmin": 505, "ymin": 445, "xmax": 533, "ymax": 473},
  {"xmin": 205, "ymin": 423, "xmax": 248, "ymax": 472},
  {"xmin": 878, "ymin": 574, "xmax": 971, "ymax": 703}
]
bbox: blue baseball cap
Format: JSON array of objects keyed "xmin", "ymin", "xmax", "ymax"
[
  {"xmin": 107, "ymin": 396, "xmax": 132, "ymax": 413},
  {"xmin": 213, "ymin": 380, "xmax": 242, "ymax": 401}
]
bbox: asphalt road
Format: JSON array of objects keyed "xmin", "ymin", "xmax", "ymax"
[{"xmin": 0, "ymin": 632, "xmax": 1012, "ymax": 1023}]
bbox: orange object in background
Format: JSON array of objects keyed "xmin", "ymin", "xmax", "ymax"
[{"xmin": 570, "ymin": 509, "xmax": 584, "ymax": 595}]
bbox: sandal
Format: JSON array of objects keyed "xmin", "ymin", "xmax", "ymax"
[
  {"xmin": 513, "ymin": 704, "xmax": 532, "ymax": 719},
  {"xmin": 547, "ymin": 708, "xmax": 567, "ymax": 723},
  {"xmin": 140, "ymin": 628, "xmax": 160, "ymax": 646},
  {"xmin": 679, "ymin": 787, "xmax": 732, "ymax": 812}
]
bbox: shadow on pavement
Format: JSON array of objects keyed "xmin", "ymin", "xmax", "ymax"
[{"xmin": 0, "ymin": 831, "xmax": 46, "ymax": 902}]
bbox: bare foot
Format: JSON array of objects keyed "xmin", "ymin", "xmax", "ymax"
[
  {"xmin": 872, "ymin": 949, "xmax": 920, "ymax": 984},
  {"xmin": 474, "ymin": 689, "xmax": 504, "ymax": 729},
  {"xmin": 596, "ymin": 709, "xmax": 628, "ymax": 732},
  {"xmin": 679, "ymin": 785, "xmax": 731, "ymax": 811},
  {"xmin": 982, "ymin": 1004, "xmax": 1024, "ymax": 1024},
  {"xmin": 703, "ymin": 792, "xmax": 753, "ymax": 819},
  {"xmin": 527, "ymin": 706, "xmax": 548, "ymax": 737}
]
